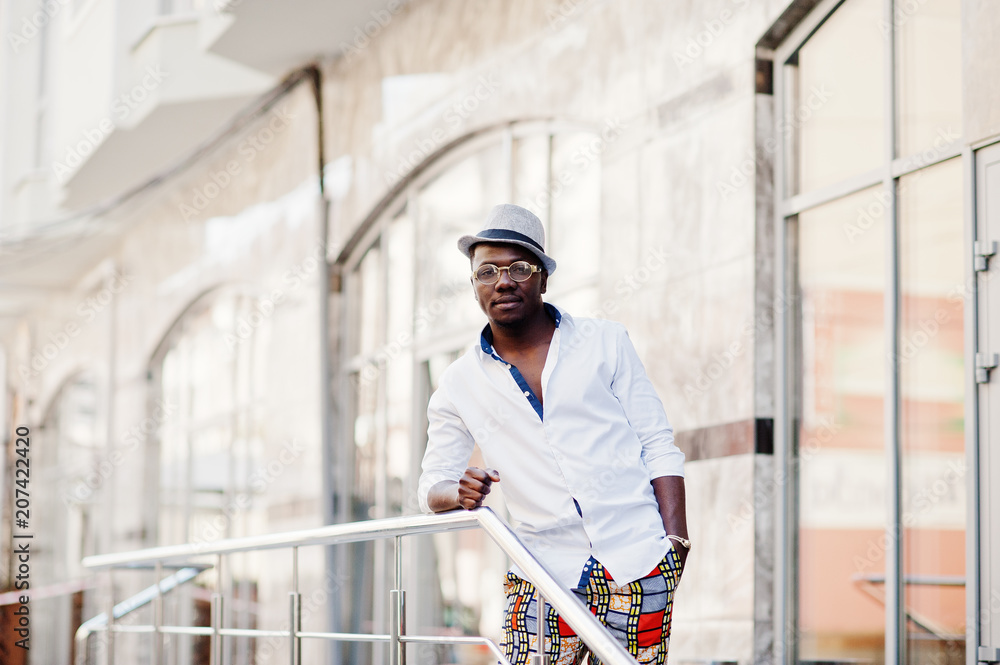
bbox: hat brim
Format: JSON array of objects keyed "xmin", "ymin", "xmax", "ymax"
[{"xmin": 458, "ymin": 234, "xmax": 557, "ymax": 275}]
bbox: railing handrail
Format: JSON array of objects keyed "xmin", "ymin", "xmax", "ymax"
[
  {"xmin": 80, "ymin": 507, "xmax": 639, "ymax": 665},
  {"xmin": 82, "ymin": 509, "xmax": 482, "ymax": 569}
]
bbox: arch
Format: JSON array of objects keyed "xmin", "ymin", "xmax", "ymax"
[
  {"xmin": 145, "ymin": 281, "xmax": 260, "ymax": 369},
  {"xmin": 144, "ymin": 282, "xmax": 276, "ymax": 551},
  {"xmin": 332, "ymin": 117, "xmax": 606, "ymax": 272},
  {"xmin": 37, "ymin": 365, "xmax": 100, "ymax": 431}
]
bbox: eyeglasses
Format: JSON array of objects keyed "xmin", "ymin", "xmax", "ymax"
[{"xmin": 473, "ymin": 261, "xmax": 542, "ymax": 285}]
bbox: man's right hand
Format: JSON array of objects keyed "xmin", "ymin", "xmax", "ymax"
[
  {"xmin": 457, "ymin": 467, "xmax": 501, "ymax": 510},
  {"xmin": 426, "ymin": 467, "xmax": 501, "ymax": 512}
]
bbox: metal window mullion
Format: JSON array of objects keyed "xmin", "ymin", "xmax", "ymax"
[
  {"xmin": 371, "ymin": 222, "xmax": 391, "ymax": 665},
  {"xmin": 884, "ymin": 0, "xmax": 904, "ymax": 660},
  {"xmin": 779, "ymin": 165, "xmax": 884, "ymax": 217},
  {"xmin": 963, "ymin": 145, "xmax": 980, "ymax": 665},
  {"xmin": 884, "ymin": 174, "xmax": 904, "ymax": 665},
  {"xmin": 503, "ymin": 126, "xmax": 514, "ymax": 202},
  {"xmin": 772, "ymin": 51, "xmax": 795, "ymax": 665},
  {"xmin": 891, "ymin": 143, "xmax": 964, "ymax": 179}
]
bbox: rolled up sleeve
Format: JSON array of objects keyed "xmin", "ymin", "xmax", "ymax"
[
  {"xmin": 417, "ymin": 383, "xmax": 476, "ymax": 513},
  {"xmin": 610, "ymin": 326, "xmax": 685, "ymax": 479}
]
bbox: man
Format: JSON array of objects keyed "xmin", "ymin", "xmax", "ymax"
[{"xmin": 417, "ymin": 203, "xmax": 688, "ymax": 664}]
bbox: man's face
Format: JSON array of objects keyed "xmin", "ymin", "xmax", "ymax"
[{"xmin": 470, "ymin": 243, "xmax": 548, "ymax": 329}]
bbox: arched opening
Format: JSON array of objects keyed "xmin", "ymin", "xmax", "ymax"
[
  {"xmin": 35, "ymin": 370, "xmax": 102, "ymax": 665},
  {"xmin": 147, "ymin": 289, "xmax": 273, "ymax": 665}
]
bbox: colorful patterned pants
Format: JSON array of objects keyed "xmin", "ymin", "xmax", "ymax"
[{"xmin": 500, "ymin": 550, "xmax": 682, "ymax": 665}]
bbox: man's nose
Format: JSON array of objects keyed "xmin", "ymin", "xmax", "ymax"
[{"xmin": 495, "ymin": 270, "xmax": 516, "ymax": 289}]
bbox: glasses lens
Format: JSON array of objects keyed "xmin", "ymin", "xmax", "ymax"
[
  {"xmin": 476, "ymin": 265, "xmax": 499, "ymax": 283},
  {"xmin": 509, "ymin": 262, "xmax": 533, "ymax": 281}
]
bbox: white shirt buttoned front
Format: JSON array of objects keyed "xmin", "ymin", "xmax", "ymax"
[{"xmin": 417, "ymin": 305, "xmax": 685, "ymax": 588}]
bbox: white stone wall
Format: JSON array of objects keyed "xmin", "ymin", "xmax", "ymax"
[
  {"xmin": 0, "ymin": 0, "xmax": 824, "ymax": 662},
  {"xmin": 315, "ymin": 1, "xmax": 796, "ymax": 661}
]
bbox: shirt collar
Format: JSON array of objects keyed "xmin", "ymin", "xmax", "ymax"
[{"xmin": 480, "ymin": 302, "xmax": 562, "ymax": 356}]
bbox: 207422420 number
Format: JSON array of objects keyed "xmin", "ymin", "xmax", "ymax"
[{"xmin": 14, "ymin": 426, "xmax": 30, "ymax": 529}]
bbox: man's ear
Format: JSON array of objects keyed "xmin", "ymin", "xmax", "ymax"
[{"xmin": 540, "ymin": 271, "xmax": 548, "ymax": 294}]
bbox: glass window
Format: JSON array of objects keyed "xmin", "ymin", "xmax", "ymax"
[
  {"xmin": 899, "ymin": 157, "xmax": 965, "ymax": 665},
  {"xmin": 896, "ymin": 0, "xmax": 962, "ymax": 158},
  {"xmin": 548, "ymin": 132, "xmax": 601, "ymax": 311},
  {"xmin": 795, "ymin": 0, "xmax": 884, "ymax": 194},
  {"xmin": 778, "ymin": 0, "xmax": 967, "ymax": 662},
  {"xmin": 386, "ymin": 211, "xmax": 416, "ymax": 513},
  {"xmin": 35, "ymin": 373, "xmax": 102, "ymax": 665},
  {"xmin": 512, "ymin": 134, "xmax": 551, "ymax": 221},
  {"xmin": 415, "ymin": 145, "xmax": 504, "ymax": 340},
  {"xmin": 156, "ymin": 294, "xmax": 270, "ymax": 662},
  {"xmin": 157, "ymin": 295, "xmax": 267, "ymax": 546},
  {"xmin": 796, "ymin": 187, "xmax": 886, "ymax": 664}
]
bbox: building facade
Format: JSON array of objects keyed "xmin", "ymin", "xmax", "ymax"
[{"xmin": 0, "ymin": 0, "xmax": 997, "ymax": 663}]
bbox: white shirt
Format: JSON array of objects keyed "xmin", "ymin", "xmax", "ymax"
[{"xmin": 417, "ymin": 304, "xmax": 685, "ymax": 588}]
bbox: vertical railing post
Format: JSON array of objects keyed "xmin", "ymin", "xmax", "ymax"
[
  {"xmin": 211, "ymin": 553, "xmax": 224, "ymax": 665},
  {"xmin": 531, "ymin": 592, "xmax": 549, "ymax": 665},
  {"xmin": 153, "ymin": 560, "xmax": 163, "ymax": 665},
  {"xmin": 389, "ymin": 535, "xmax": 406, "ymax": 665},
  {"xmin": 290, "ymin": 546, "xmax": 302, "ymax": 665},
  {"xmin": 105, "ymin": 569, "xmax": 115, "ymax": 665},
  {"xmin": 211, "ymin": 592, "xmax": 223, "ymax": 665}
]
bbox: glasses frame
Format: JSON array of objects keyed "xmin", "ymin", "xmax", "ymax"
[{"xmin": 472, "ymin": 261, "xmax": 542, "ymax": 285}]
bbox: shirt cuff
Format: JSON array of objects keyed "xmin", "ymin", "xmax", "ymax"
[
  {"xmin": 417, "ymin": 470, "xmax": 463, "ymax": 513},
  {"xmin": 645, "ymin": 449, "xmax": 686, "ymax": 479}
]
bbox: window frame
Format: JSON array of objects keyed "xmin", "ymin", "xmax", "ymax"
[{"xmin": 769, "ymin": 1, "xmax": 972, "ymax": 664}]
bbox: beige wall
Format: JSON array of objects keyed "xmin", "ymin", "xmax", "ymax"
[
  {"xmin": 0, "ymin": 0, "xmax": 827, "ymax": 662},
  {"xmin": 317, "ymin": 1, "xmax": 795, "ymax": 661},
  {"xmin": 963, "ymin": 0, "xmax": 1000, "ymax": 145}
]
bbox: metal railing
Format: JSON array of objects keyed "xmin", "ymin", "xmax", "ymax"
[{"xmin": 78, "ymin": 507, "xmax": 639, "ymax": 665}]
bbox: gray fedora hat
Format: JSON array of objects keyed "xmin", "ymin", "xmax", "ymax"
[{"xmin": 457, "ymin": 204, "xmax": 557, "ymax": 275}]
